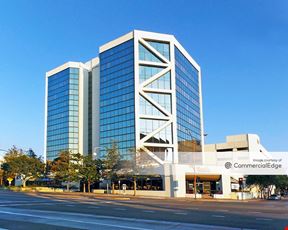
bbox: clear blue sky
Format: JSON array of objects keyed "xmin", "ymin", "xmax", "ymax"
[{"xmin": 0, "ymin": 0, "xmax": 287, "ymax": 157}]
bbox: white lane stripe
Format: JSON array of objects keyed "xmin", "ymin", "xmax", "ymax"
[
  {"xmin": 256, "ymin": 218, "xmax": 272, "ymax": 221},
  {"xmin": 212, "ymin": 215, "xmax": 225, "ymax": 218},
  {"xmin": 174, "ymin": 212, "xmax": 187, "ymax": 215},
  {"xmin": 0, "ymin": 200, "xmax": 49, "ymax": 203},
  {"xmin": 143, "ymin": 210, "xmax": 155, "ymax": 213},
  {"xmin": 114, "ymin": 208, "xmax": 127, "ymax": 211},
  {"xmin": 0, "ymin": 203, "xmax": 56, "ymax": 207},
  {"xmin": 0, "ymin": 208, "xmax": 246, "ymax": 230},
  {"xmin": 0, "ymin": 210, "xmax": 151, "ymax": 230},
  {"xmin": 249, "ymin": 211, "xmax": 261, "ymax": 214}
]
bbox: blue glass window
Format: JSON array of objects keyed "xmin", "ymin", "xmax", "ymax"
[
  {"xmin": 99, "ymin": 40, "xmax": 135, "ymax": 159},
  {"xmin": 146, "ymin": 41, "xmax": 170, "ymax": 60},
  {"xmin": 139, "ymin": 96, "xmax": 165, "ymax": 116},
  {"xmin": 175, "ymin": 47, "xmax": 201, "ymax": 152},
  {"xmin": 46, "ymin": 67, "xmax": 79, "ymax": 160},
  {"xmin": 139, "ymin": 44, "xmax": 163, "ymax": 63},
  {"xmin": 145, "ymin": 71, "xmax": 171, "ymax": 90},
  {"xmin": 146, "ymin": 93, "xmax": 171, "ymax": 113},
  {"xmin": 139, "ymin": 65, "xmax": 164, "ymax": 83}
]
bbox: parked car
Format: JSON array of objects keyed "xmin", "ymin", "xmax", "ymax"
[{"xmin": 268, "ymin": 194, "xmax": 281, "ymax": 200}]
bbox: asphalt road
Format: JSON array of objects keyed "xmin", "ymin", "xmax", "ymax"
[{"xmin": 0, "ymin": 190, "xmax": 287, "ymax": 230}]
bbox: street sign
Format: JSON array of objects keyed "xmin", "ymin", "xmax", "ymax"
[{"xmin": 7, "ymin": 177, "xmax": 13, "ymax": 186}]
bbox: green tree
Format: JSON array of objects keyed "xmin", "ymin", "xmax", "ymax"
[
  {"xmin": 0, "ymin": 167, "xmax": 3, "ymax": 186},
  {"xmin": 273, "ymin": 175, "xmax": 288, "ymax": 194},
  {"xmin": 104, "ymin": 142, "xmax": 120, "ymax": 194},
  {"xmin": 51, "ymin": 151, "xmax": 82, "ymax": 191},
  {"xmin": 80, "ymin": 155, "xmax": 102, "ymax": 193},
  {"xmin": 45, "ymin": 160, "xmax": 53, "ymax": 177},
  {"xmin": 246, "ymin": 175, "xmax": 285, "ymax": 198},
  {"xmin": 2, "ymin": 146, "xmax": 44, "ymax": 187},
  {"xmin": 117, "ymin": 148, "xmax": 142, "ymax": 196}
]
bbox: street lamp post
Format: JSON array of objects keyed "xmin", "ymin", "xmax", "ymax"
[{"xmin": 185, "ymin": 129, "xmax": 197, "ymax": 199}]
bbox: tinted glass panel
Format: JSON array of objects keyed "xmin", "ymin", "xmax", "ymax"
[
  {"xmin": 99, "ymin": 40, "xmax": 135, "ymax": 159},
  {"xmin": 147, "ymin": 41, "xmax": 170, "ymax": 60},
  {"xmin": 175, "ymin": 47, "xmax": 202, "ymax": 152},
  {"xmin": 47, "ymin": 67, "xmax": 79, "ymax": 160}
]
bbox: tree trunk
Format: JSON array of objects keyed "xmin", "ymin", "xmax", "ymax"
[
  {"xmin": 88, "ymin": 180, "xmax": 91, "ymax": 193},
  {"xmin": 268, "ymin": 185, "xmax": 272, "ymax": 197},
  {"xmin": 22, "ymin": 180, "xmax": 26, "ymax": 188},
  {"xmin": 83, "ymin": 183, "xmax": 86, "ymax": 193},
  {"xmin": 261, "ymin": 189, "xmax": 263, "ymax": 199},
  {"xmin": 22, "ymin": 177, "xmax": 32, "ymax": 188},
  {"xmin": 112, "ymin": 182, "xmax": 115, "ymax": 194},
  {"xmin": 67, "ymin": 182, "xmax": 70, "ymax": 191},
  {"xmin": 133, "ymin": 177, "xmax": 137, "ymax": 196}
]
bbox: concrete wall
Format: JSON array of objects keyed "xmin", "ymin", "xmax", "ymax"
[
  {"xmin": 204, "ymin": 134, "xmax": 267, "ymax": 153},
  {"xmin": 91, "ymin": 60, "xmax": 100, "ymax": 155}
]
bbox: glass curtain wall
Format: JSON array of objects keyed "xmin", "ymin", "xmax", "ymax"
[
  {"xmin": 139, "ymin": 40, "xmax": 173, "ymax": 158},
  {"xmin": 99, "ymin": 40, "xmax": 135, "ymax": 159},
  {"xmin": 175, "ymin": 47, "xmax": 202, "ymax": 152},
  {"xmin": 46, "ymin": 68, "xmax": 79, "ymax": 160}
]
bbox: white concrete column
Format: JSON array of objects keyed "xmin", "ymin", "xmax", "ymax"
[{"xmin": 220, "ymin": 174, "xmax": 231, "ymax": 198}]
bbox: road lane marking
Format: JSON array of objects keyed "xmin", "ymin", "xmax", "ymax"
[
  {"xmin": 0, "ymin": 210, "xmax": 152, "ymax": 230},
  {"xmin": 114, "ymin": 208, "xmax": 127, "ymax": 211},
  {"xmin": 143, "ymin": 210, "xmax": 155, "ymax": 213},
  {"xmin": 212, "ymin": 215, "xmax": 225, "ymax": 218},
  {"xmin": 65, "ymin": 204, "xmax": 75, "ymax": 207},
  {"xmin": 174, "ymin": 212, "xmax": 187, "ymax": 215},
  {"xmin": 256, "ymin": 218, "xmax": 272, "ymax": 221},
  {"xmin": 0, "ymin": 208, "xmax": 248, "ymax": 230},
  {"xmin": 0, "ymin": 203, "xmax": 57, "ymax": 207},
  {"xmin": 249, "ymin": 211, "xmax": 261, "ymax": 214},
  {"xmin": 88, "ymin": 206, "xmax": 100, "ymax": 209}
]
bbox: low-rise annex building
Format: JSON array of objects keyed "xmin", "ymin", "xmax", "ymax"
[
  {"xmin": 194, "ymin": 134, "xmax": 269, "ymax": 199},
  {"xmin": 204, "ymin": 134, "xmax": 267, "ymax": 153}
]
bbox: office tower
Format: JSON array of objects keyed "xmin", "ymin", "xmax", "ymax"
[
  {"xmin": 45, "ymin": 30, "xmax": 204, "ymax": 165},
  {"xmin": 98, "ymin": 31, "xmax": 203, "ymax": 164},
  {"xmin": 44, "ymin": 63, "xmax": 90, "ymax": 161}
]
